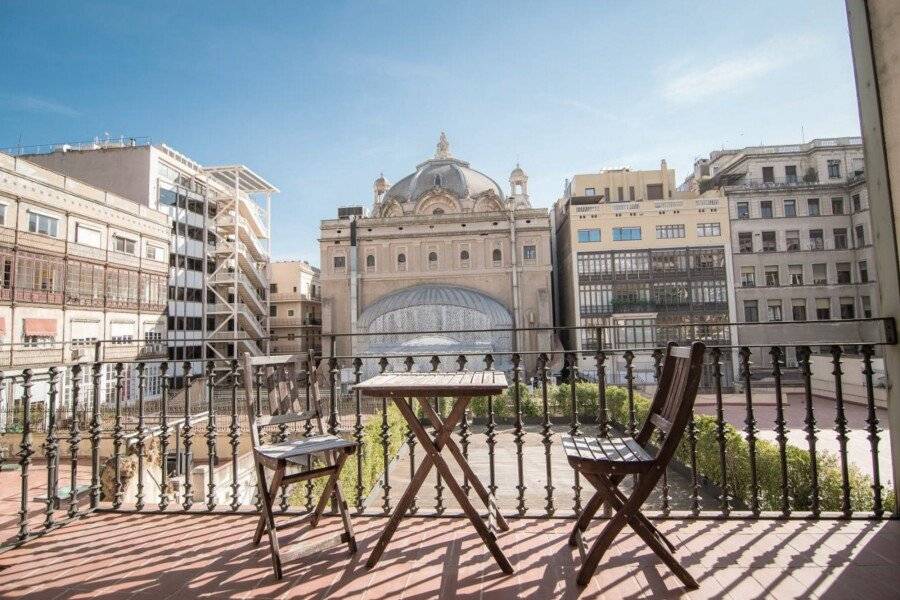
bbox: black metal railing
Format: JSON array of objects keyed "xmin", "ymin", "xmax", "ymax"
[{"xmin": 0, "ymin": 322, "xmax": 896, "ymax": 553}]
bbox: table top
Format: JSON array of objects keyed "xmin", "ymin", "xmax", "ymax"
[{"xmin": 353, "ymin": 371, "xmax": 509, "ymax": 397}]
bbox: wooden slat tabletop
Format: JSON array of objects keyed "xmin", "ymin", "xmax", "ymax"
[{"xmin": 353, "ymin": 371, "xmax": 508, "ymax": 397}]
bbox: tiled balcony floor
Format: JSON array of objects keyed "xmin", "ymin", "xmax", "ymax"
[{"xmin": 1, "ymin": 511, "xmax": 898, "ymax": 599}]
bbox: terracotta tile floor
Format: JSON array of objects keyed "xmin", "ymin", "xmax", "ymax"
[{"xmin": 1, "ymin": 511, "xmax": 899, "ymax": 599}]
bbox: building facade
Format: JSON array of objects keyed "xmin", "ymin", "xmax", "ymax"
[
  {"xmin": 0, "ymin": 150, "xmax": 170, "ymax": 408},
  {"xmin": 269, "ymin": 260, "xmax": 321, "ymax": 356},
  {"xmin": 689, "ymin": 137, "xmax": 878, "ymax": 369},
  {"xmin": 320, "ymin": 134, "xmax": 553, "ymax": 373},
  {"xmin": 22, "ymin": 140, "xmax": 277, "ymax": 375},
  {"xmin": 554, "ymin": 162, "xmax": 733, "ymax": 385}
]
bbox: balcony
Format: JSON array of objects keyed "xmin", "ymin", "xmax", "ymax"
[
  {"xmin": 270, "ymin": 291, "xmax": 321, "ymax": 303},
  {"xmin": 0, "ymin": 323, "xmax": 896, "ymax": 598},
  {"xmin": 269, "ymin": 316, "xmax": 322, "ymax": 328}
]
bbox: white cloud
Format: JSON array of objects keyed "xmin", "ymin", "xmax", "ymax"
[
  {"xmin": 660, "ymin": 34, "xmax": 823, "ymax": 104},
  {"xmin": 1, "ymin": 94, "xmax": 81, "ymax": 117}
]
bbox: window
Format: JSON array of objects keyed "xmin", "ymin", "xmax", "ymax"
[
  {"xmin": 836, "ymin": 262, "xmax": 852, "ymax": 284},
  {"xmin": 612, "ymin": 227, "xmax": 641, "ymax": 241},
  {"xmin": 397, "ymin": 253, "xmax": 406, "ymax": 271},
  {"xmin": 827, "ymin": 159, "xmax": 841, "ymax": 179},
  {"xmin": 812, "ymin": 263, "xmax": 827, "ymax": 285},
  {"xmin": 762, "ymin": 166, "xmax": 775, "ymax": 183},
  {"xmin": 523, "ymin": 245, "xmax": 537, "ymax": 261},
  {"xmin": 767, "ymin": 300, "xmax": 783, "ymax": 322},
  {"xmin": 792, "ymin": 299, "xmax": 807, "ymax": 321},
  {"xmin": 28, "ymin": 211, "xmax": 59, "ymax": 237},
  {"xmin": 738, "ymin": 232, "xmax": 753, "ymax": 253},
  {"xmin": 862, "ymin": 296, "xmax": 872, "ymax": 318},
  {"xmin": 840, "ymin": 297, "xmax": 855, "ymax": 319},
  {"xmin": 75, "ymin": 224, "xmax": 101, "ymax": 247},
  {"xmin": 584, "ymin": 187, "xmax": 596, "ymax": 197},
  {"xmin": 145, "ymin": 244, "xmax": 165, "ymax": 261},
  {"xmin": 785, "ymin": 165, "xmax": 798, "ymax": 183},
  {"xmin": 743, "ymin": 300, "xmax": 759, "ymax": 323},
  {"xmin": 287, "ymin": 309, "xmax": 294, "ymax": 317},
  {"xmin": 855, "ymin": 224, "xmax": 865, "ymax": 247},
  {"xmin": 852, "ymin": 194, "xmax": 861, "ymax": 212},
  {"xmin": 604, "ymin": 187, "xmax": 610, "ymax": 200},
  {"xmin": 833, "ymin": 228, "xmax": 848, "ymax": 250},
  {"xmin": 113, "ymin": 235, "xmax": 136, "ymax": 255},
  {"xmin": 617, "ymin": 187, "xmax": 624, "ymax": 202},
  {"xmin": 816, "ymin": 298, "xmax": 831, "ymax": 320},
  {"xmin": 786, "ymin": 230, "xmax": 800, "ymax": 251},
  {"xmin": 809, "ymin": 229, "xmax": 824, "ymax": 250},
  {"xmin": 831, "ymin": 197, "xmax": 844, "ymax": 215},
  {"xmin": 333, "ymin": 255, "xmax": 345, "ymax": 270},
  {"xmin": 761, "ymin": 231, "xmax": 777, "ymax": 252},
  {"xmin": 432, "ymin": 208, "xmax": 444, "ymax": 215},
  {"xmin": 696, "ymin": 222, "xmax": 720, "ymax": 237},
  {"xmin": 737, "ymin": 202, "xmax": 750, "ymax": 219},
  {"xmin": 460, "ymin": 249, "xmax": 470, "ymax": 265},
  {"xmin": 270, "ymin": 283, "xmax": 278, "ymax": 293},
  {"xmin": 646, "ymin": 184, "xmax": 663, "ymax": 200},
  {"xmin": 577, "ymin": 229, "xmax": 601, "ymax": 243},
  {"xmin": 655, "ymin": 224, "xmax": 685, "ymax": 239},
  {"xmin": 859, "ymin": 260, "xmax": 869, "ymax": 283},
  {"xmin": 784, "ymin": 199, "xmax": 797, "ymax": 217},
  {"xmin": 807, "ymin": 198, "xmax": 820, "ymax": 216},
  {"xmin": 765, "ymin": 266, "xmax": 780, "ymax": 287},
  {"xmin": 0, "ymin": 203, "xmax": 6, "ymax": 226},
  {"xmin": 429, "ymin": 251, "xmax": 439, "ymax": 269},
  {"xmin": 740, "ymin": 266, "xmax": 756, "ymax": 287},
  {"xmin": 269, "ymin": 305, "xmax": 277, "ymax": 317},
  {"xmin": 110, "ymin": 322, "xmax": 135, "ymax": 345},
  {"xmin": 760, "ymin": 201, "xmax": 773, "ymax": 218},
  {"xmin": 491, "ymin": 248, "xmax": 501, "ymax": 265},
  {"xmin": 629, "ymin": 186, "xmax": 635, "ymax": 201},
  {"xmin": 789, "ymin": 265, "xmax": 804, "ymax": 286},
  {"xmin": 366, "ymin": 254, "xmax": 375, "ymax": 271}
]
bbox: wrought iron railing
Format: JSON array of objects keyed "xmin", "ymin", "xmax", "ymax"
[{"xmin": 0, "ymin": 322, "xmax": 895, "ymax": 554}]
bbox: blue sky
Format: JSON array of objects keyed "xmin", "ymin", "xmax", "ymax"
[{"xmin": 1, "ymin": 0, "xmax": 861, "ymax": 263}]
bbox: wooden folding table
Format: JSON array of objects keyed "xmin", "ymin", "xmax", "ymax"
[{"xmin": 354, "ymin": 371, "xmax": 514, "ymax": 574}]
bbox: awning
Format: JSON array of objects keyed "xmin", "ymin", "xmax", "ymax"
[{"xmin": 24, "ymin": 318, "xmax": 57, "ymax": 336}]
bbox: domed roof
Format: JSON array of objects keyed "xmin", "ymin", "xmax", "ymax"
[
  {"xmin": 382, "ymin": 134, "xmax": 504, "ymax": 204},
  {"xmin": 510, "ymin": 164, "xmax": 526, "ymax": 180},
  {"xmin": 358, "ymin": 284, "xmax": 513, "ymax": 329}
]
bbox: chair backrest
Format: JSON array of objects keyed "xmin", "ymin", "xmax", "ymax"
[
  {"xmin": 636, "ymin": 341, "xmax": 706, "ymax": 465},
  {"xmin": 242, "ymin": 352, "xmax": 325, "ymax": 448}
]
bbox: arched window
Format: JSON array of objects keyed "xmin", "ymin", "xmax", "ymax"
[
  {"xmin": 428, "ymin": 251, "xmax": 438, "ymax": 262},
  {"xmin": 492, "ymin": 248, "xmax": 502, "ymax": 264},
  {"xmin": 432, "ymin": 208, "xmax": 444, "ymax": 215},
  {"xmin": 397, "ymin": 253, "xmax": 406, "ymax": 271},
  {"xmin": 366, "ymin": 254, "xmax": 375, "ymax": 269},
  {"xmin": 434, "ymin": 174, "xmax": 442, "ymax": 187},
  {"xmin": 460, "ymin": 250, "xmax": 470, "ymax": 261}
]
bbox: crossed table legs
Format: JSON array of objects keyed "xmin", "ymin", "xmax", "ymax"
[{"xmin": 365, "ymin": 395, "xmax": 514, "ymax": 574}]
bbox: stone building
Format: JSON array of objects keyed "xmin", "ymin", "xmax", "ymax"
[
  {"xmin": 554, "ymin": 162, "xmax": 733, "ymax": 386},
  {"xmin": 688, "ymin": 137, "xmax": 878, "ymax": 369},
  {"xmin": 269, "ymin": 260, "xmax": 321, "ymax": 356},
  {"xmin": 320, "ymin": 134, "xmax": 553, "ymax": 372}
]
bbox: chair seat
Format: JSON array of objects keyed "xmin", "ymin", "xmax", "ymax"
[
  {"xmin": 562, "ymin": 434, "xmax": 654, "ymax": 473},
  {"xmin": 256, "ymin": 434, "xmax": 356, "ymax": 464}
]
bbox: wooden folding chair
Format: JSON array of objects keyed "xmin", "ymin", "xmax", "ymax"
[
  {"xmin": 242, "ymin": 353, "xmax": 357, "ymax": 580},
  {"xmin": 563, "ymin": 341, "xmax": 706, "ymax": 588}
]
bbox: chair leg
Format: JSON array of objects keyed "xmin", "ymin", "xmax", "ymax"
[
  {"xmin": 255, "ymin": 462, "xmax": 283, "ymax": 580},
  {"xmin": 569, "ymin": 489, "xmax": 605, "ymax": 547},
  {"xmin": 254, "ymin": 466, "xmax": 284, "ymax": 546},
  {"xmin": 333, "ymin": 455, "xmax": 357, "ymax": 553},
  {"xmin": 311, "ymin": 451, "xmax": 346, "ymax": 528}
]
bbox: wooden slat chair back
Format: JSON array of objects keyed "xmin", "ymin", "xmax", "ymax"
[
  {"xmin": 242, "ymin": 353, "xmax": 357, "ymax": 580},
  {"xmin": 563, "ymin": 341, "xmax": 706, "ymax": 589}
]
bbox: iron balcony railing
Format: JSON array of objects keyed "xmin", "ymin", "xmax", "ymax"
[{"xmin": 0, "ymin": 321, "xmax": 895, "ymax": 554}]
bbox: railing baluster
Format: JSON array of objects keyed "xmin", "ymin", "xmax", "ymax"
[
  {"xmin": 861, "ymin": 346, "xmax": 884, "ymax": 517},
  {"xmin": 205, "ymin": 360, "xmax": 216, "ymax": 511},
  {"xmin": 158, "ymin": 362, "xmax": 170, "ymax": 511},
  {"xmin": 485, "ymin": 353, "xmax": 497, "ymax": 499},
  {"xmin": 798, "ymin": 346, "xmax": 820, "ymax": 517},
  {"xmin": 651, "ymin": 349, "xmax": 670, "ymax": 516},
  {"xmin": 512, "ymin": 353, "xmax": 526, "ymax": 516},
  {"xmin": 44, "ymin": 367, "xmax": 59, "ymax": 529},
  {"xmin": 303, "ymin": 363, "xmax": 314, "ymax": 512},
  {"xmin": 136, "ymin": 362, "xmax": 146, "ymax": 512},
  {"xmin": 353, "ymin": 357, "xmax": 364, "ymax": 513},
  {"xmin": 277, "ymin": 364, "xmax": 289, "ymax": 513},
  {"xmin": 596, "ymin": 350, "xmax": 608, "ymax": 438},
  {"xmin": 739, "ymin": 347, "xmax": 760, "ymax": 517},
  {"xmin": 457, "ymin": 355, "xmax": 471, "ymax": 497},
  {"xmin": 623, "ymin": 350, "xmax": 636, "ymax": 437},
  {"xmin": 770, "ymin": 347, "xmax": 791, "ymax": 517},
  {"xmin": 381, "ymin": 357, "xmax": 392, "ymax": 515},
  {"xmin": 712, "ymin": 347, "xmax": 731, "ymax": 516},
  {"xmin": 252, "ymin": 364, "xmax": 263, "ymax": 513},
  {"xmin": 181, "ymin": 361, "xmax": 194, "ymax": 511},
  {"xmin": 567, "ymin": 352, "xmax": 581, "ymax": 514},
  {"xmin": 430, "ymin": 355, "xmax": 444, "ymax": 515},
  {"xmin": 229, "ymin": 359, "xmax": 240, "ymax": 512},
  {"xmin": 112, "ymin": 362, "xmax": 125, "ymax": 510},
  {"xmin": 539, "ymin": 352, "xmax": 554, "ymax": 517},
  {"xmin": 830, "ymin": 345, "xmax": 852, "ymax": 518},
  {"xmin": 90, "ymin": 361, "xmax": 102, "ymax": 509},
  {"xmin": 18, "ymin": 369, "xmax": 33, "ymax": 540},
  {"xmin": 68, "ymin": 364, "xmax": 82, "ymax": 519}
]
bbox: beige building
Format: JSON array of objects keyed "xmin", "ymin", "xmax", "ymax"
[
  {"xmin": 0, "ymin": 150, "xmax": 170, "ymax": 408},
  {"xmin": 320, "ymin": 134, "xmax": 553, "ymax": 372},
  {"xmin": 269, "ymin": 260, "xmax": 321, "ymax": 356},
  {"xmin": 554, "ymin": 162, "xmax": 733, "ymax": 385}
]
